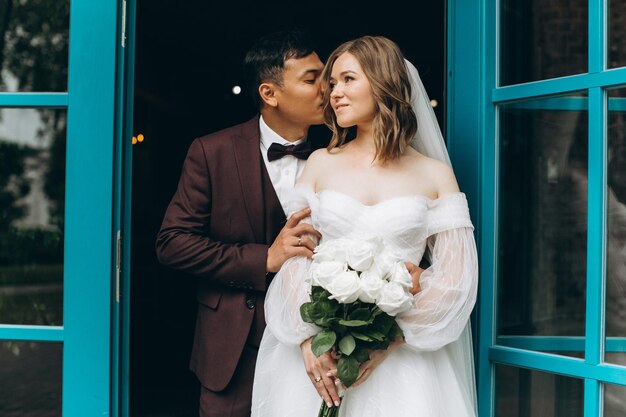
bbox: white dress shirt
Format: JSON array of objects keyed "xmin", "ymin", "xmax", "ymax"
[{"xmin": 259, "ymin": 116, "xmax": 308, "ymax": 215}]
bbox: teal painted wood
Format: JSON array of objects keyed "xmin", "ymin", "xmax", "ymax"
[
  {"xmin": 480, "ymin": 0, "xmax": 498, "ymax": 416},
  {"xmin": 459, "ymin": 1, "xmax": 626, "ymax": 417},
  {"xmin": 584, "ymin": 5, "xmax": 607, "ymax": 407},
  {"xmin": 585, "ymin": 87, "xmax": 606, "ymax": 366},
  {"xmin": 588, "ymin": 0, "xmax": 605, "ymax": 73},
  {"xmin": 0, "ymin": 93, "xmax": 68, "ymax": 107},
  {"xmin": 585, "ymin": 379, "xmax": 602, "ymax": 417},
  {"xmin": 497, "ymin": 336, "xmax": 626, "ymax": 352},
  {"xmin": 490, "ymin": 346, "xmax": 626, "ymax": 385},
  {"xmin": 63, "ymin": 0, "xmax": 118, "ymax": 414},
  {"xmin": 501, "ymin": 97, "xmax": 626, "ymax": 111},
  {"xmin": 585, "ymin": 6, "xmax": 607, "ymax": 417},
  {"xmin": 492, "ymin": 67, "xmax": 626, "ymax": 102},
  {"xmin": 111, "ymin": 0, "xmax": 126, "ymax": 413},
  {"xmin": 448, "ymin": 0, "xmax": 494, "ymax": 416},
  {"xmin": 0, "ymin": 325, "xmax": 64, "ymax": 341},
  {"xmin": 121, "ymin": 0, "xmax": 137, "ymax": 412},
  {"xmin": 114, "ymin": 0, "xmax": 137, "ymax": 414}
]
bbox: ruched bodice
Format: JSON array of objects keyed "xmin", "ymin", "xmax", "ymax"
[
  {"xmin": 293, "ymin": 185, "xmax": 473, "ymax": 267},
  {"xmin": 314, "ymin": 189, "xmax": 430, "ymax": 264}
]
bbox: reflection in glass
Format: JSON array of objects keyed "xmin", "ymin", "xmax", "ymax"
[
  {"xmin": 605, "ymin": 383, "xmax": 626, "ymax": 417},
  {"xmin": 0, "ymin": 0, "xmax": 69, "ymax": 92},
  {"xmin": 0, "ymin": 341, "xmax": 62, "ymax": 415},
  {"xmin": 609, "ymin": 1, "xmax": 626, "ymax": 69},
  {"xmin": 0, "ymin": 108, "xmax": 65, "ymax": 325},
  {"xmin": 500, "ymin": 0, "xmax": 588, "ymax": 85},
  {"xmin": 498, "ymin": 94, "xmax": 588, "ymax": 344},
  {"xmin": 495, "ymin": 364, "xmax": 583, "ymax": 417},
  {"xmin": 606, "ymin": 87, "xmax": 626, "ymax": 366}
]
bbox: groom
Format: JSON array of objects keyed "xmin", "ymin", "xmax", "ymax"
[{"xmin": 155, "ymin": 29, "xmax": 327, "ymax": 417}]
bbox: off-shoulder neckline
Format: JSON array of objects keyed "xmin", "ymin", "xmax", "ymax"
[{"xmin": 294, "ymin": 184, "xmax": 465, "ymax": 208}]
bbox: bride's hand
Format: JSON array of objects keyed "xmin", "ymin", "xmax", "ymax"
[
  {"xmin": 300, "ymin": 337, "xmax": 341, "ymax": 407},
  {"xmin": 350, "ymin": 337, "xmax": 404, "ymax": 388}
]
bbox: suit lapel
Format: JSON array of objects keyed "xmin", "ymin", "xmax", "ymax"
[{"xmin": 232, "ymin": 116, "xmax": 264, "ymax": 243}]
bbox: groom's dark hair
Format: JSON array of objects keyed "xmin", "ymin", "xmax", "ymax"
[{"xmin": 243, "ymin": 28, "xmax": 317, "ymax": 109}]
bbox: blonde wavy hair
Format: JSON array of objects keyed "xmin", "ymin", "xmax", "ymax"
[{"xmin": 321, "ymin": 36, "xmax": 417, "ymax": 164}]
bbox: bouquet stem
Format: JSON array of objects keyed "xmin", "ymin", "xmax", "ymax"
[{"xmin": 317, "ymin": 400, "xmax": 340, "ymax": 417}]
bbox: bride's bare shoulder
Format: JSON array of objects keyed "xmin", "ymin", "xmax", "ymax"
[
  {"xmin": 305, "ymin": 147, "xmax": 341, "ymax": 169},
  {"xmin": 298, "ymin": 147, "xmax": 339, "ymax": 187},
  {"xmin": 406, "ymin": 149, "xmax": 460, "ymax": 195}
]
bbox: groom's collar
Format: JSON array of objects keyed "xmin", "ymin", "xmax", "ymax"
[{"xmin": 259, "ymin": 115, "xmax": 307, "ymax": 149}]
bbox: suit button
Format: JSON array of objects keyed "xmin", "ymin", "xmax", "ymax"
[{"xmin": 245, "ymin": 298, "xmax": 255, "ymax": 309}]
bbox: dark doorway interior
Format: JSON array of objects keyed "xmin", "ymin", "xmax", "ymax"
[{"xmin": 131, "ymin": 2, "xmax": 446, "ymax": 416}]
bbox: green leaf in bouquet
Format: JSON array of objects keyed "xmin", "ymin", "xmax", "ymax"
[
  {"xmin": 348, "ymin": 307, "xmax": 372, "ymax": 322},
  {"xmin": 371, "ymin": 306, "xmax": 384, "ymax": 317},
  {"xmin": 311, "ymin": 286, "xmax": 331, "ymax": 302},
  {"xmin": 311, "ymin": 330, "xmax": 337, "ymax": 357},
  {"xmin": 318, "ymin": 299, "xmax": 340, "ymax": 315},
  {"xmin": 370, "ymin": 338, "xmax": 392, "ymax": 350},
  {"xmin": 338, "ymin": 319, "xmax": 369, "ymax": 327},
  {"xmin": 304, "ymin": 301, "xmax": 336, "ymax": 327},
  {"xmin": 352, "ymin": 346, "xmax": 370, "ymax": 363},
  {"xmin": 350, "ymin": 331, "xmax": 374, "ymax": 342},
  {"xmin": 311, "ymin": 309, "xmax": 337, "ymax": 328},
  {"xmin": 354, "ymin": 327, "xmax": 385, "ymax": 342},
  {"xmin": 338, "ymin": 334, "xmax": 356, "ymax": 356},
  {"xmin": 389, "ymin": 321, "xmax": 404, "ymax": 339},
  {"xmin": 300, "ymin": 303, "xmax": 314, "ymax": 323},
  {"xmin": 363, "ymin": 330, "xmax": 386, "ymax": 342},
  {"xmin": 337, "ymin": 356, "xmax": 360, "ymax": 387},
  {"xmin": 372, "ymin": 312, "xmax": 395, "ymax": 334}
]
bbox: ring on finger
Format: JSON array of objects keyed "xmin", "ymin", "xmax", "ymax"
[
  {"xmin": 297, "ymin": 236, "xmax": 302, "ymax": 246},
  {"xmin": 314, "ymin": 375, "xmax": 322, "ymax": 383}
]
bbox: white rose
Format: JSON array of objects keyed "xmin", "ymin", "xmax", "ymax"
[
  {"xmin": 326, "ymin": 270, "xmax": 361, "ymax": 304},
  {"xmin": 313, "ymin": 238, "xmax": 351, "ymax": 262},
  {"xmin": 377, "ymin": 282, "xmax": 413, "ymax": 316},
  {"xmin": 358, "ymin": 270, "xmax": 386, "ymax": 303},
  {"xmin": 309, "ymin": 260, "xmax": 347, "ymax": 289},
  {"xmin": 346, "ymin": 240, "xmax": 378, "ymax": 272},
  {"xmin": 372, "ymin": 250, "xmax": 400, "ymax": 279},
  {"xmin": 389, "ymin": 262, "xmax": 413, "ymax": 289}
]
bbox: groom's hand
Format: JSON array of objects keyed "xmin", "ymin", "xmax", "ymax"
[
  {"xmin": 266, "ymin": 208, "xmax": 321, "ymax": 273},
  {"xmin": 405, "ymin": 262, "xmax": 424, "ymax": 295}
]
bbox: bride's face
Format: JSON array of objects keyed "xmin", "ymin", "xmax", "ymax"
[{"xmin": 328, "ymin": 52, "xmax": 376, "ymax": 128}]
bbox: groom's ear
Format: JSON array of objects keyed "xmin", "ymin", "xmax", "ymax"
[{"xmin": 259, "ymin": 82, "xmax": 278, "ymax": 108}]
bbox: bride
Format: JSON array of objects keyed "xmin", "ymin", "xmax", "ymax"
[{"xmin": 251, "ymin": 35, "xmax": 478, "ymax": 417}]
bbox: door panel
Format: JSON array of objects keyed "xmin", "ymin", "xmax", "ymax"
[{"xmin": 0, "ymin": 0, "xmax": 120, "ymax": 415}]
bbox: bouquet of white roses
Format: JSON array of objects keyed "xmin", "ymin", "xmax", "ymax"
[{"xmin": 300, "ymin": 236, "xmax": 414, "ymax": 417}]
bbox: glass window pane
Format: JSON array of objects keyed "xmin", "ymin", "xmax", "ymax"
[
  {"xmin": 498, "ymin": 94, "xmax": 588, "ymax": 354},
  {"xmin": 605, "ymin": 87, "xmax": 626, "ymax": 365},
  {"xmin": 608, "ymin": 1, "xmax": 626, "ymax": 69},
  {"xmin": 0, "ymin": 341, "xmax": 62, "ymax": 415},
  {"xmin": 0, "ymin": 108, "xmax": 65, "ymax": 325},
  {"xmin": 500, "ymin": 0, "xmax": 588, "ymax": 86},
  {"xmin": 495, "ymin": 364, "xmax": 583, "ymax": 416},
  {"xmin": 605, "ymin": 383, "xmax": 626, "ymax": 417},
  {"xmin": 0, "ymin": 1, "xmax": 70, "ymax": 92}
]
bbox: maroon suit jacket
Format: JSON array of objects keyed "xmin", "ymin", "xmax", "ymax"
[{"xmin": 156, "ymin": 116, "xmax": 283, "ymax": 392}]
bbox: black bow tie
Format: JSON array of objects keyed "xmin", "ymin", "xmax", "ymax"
[{"xmin": 267, "ymin": 141, "xmax": 312, "ymax": 162}]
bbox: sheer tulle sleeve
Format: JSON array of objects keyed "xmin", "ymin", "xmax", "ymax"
[
  {"xmin": 397, "ymin": 193, "xmax": 479, "ymax": 351},
  {"xmin": 264, "ymin": 185, "xmax": 321, "ymax": 345}
]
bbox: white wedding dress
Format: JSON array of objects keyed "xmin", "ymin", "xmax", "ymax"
[{"xmin": 251, "ymin": 184, "xmax": 479, "ymax": 417}]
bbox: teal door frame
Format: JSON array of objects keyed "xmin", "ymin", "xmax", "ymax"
[
  {"xmin": 0, "ymin": 0, "xmax": 122, "ymax": 415},
  {"xmin": 113, "ymin": 0, "xmax": 136, "ymax": 415},
  {"xmin": 449, "ymin": 0, "xmax": 626, "ymax": 416}
]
